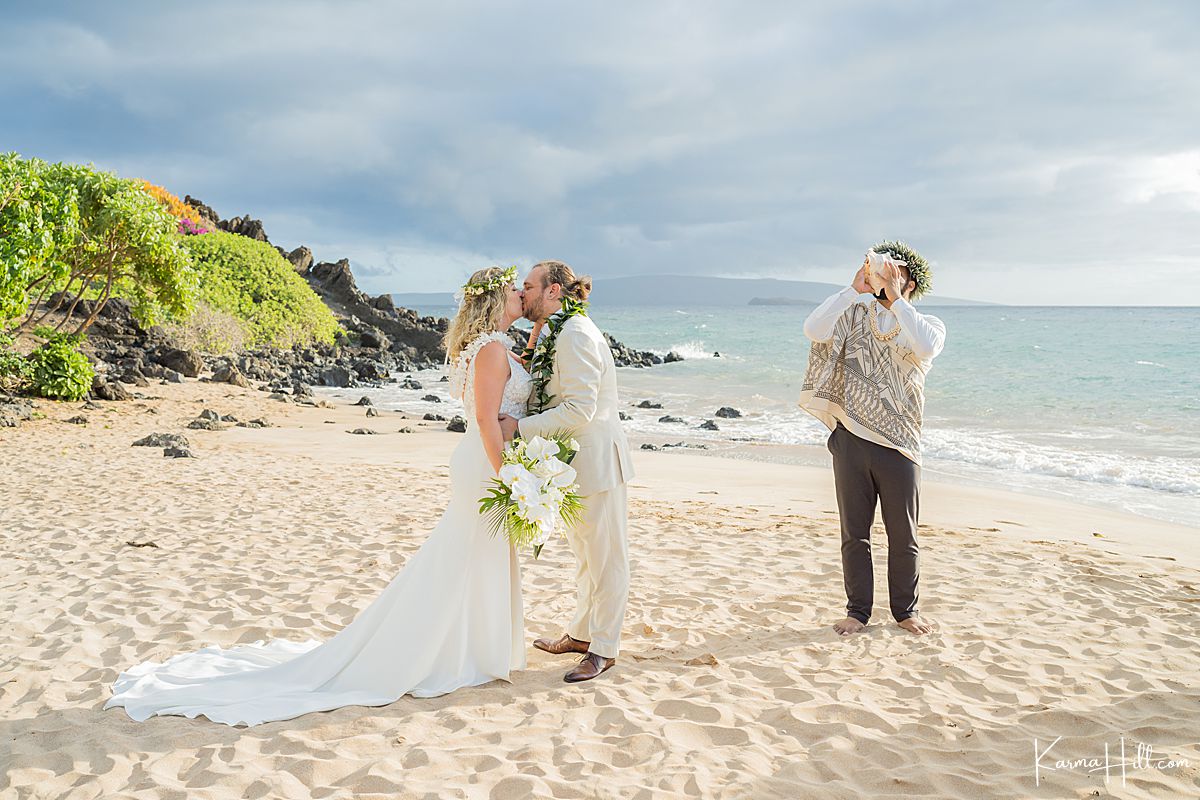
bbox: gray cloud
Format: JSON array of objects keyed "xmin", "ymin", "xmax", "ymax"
[{"xmin": 2, "ymin": 1, "xmax": 1198, "ymax": 304}]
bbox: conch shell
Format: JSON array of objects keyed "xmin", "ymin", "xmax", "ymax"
[{"xmin": 864, "ymin": 250, "xmax": 908, "ymax": 292}]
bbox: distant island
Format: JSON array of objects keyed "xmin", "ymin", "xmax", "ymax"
[{"xmin": 391, "ymin": 274, "xmax": 991, "ymax": 309}]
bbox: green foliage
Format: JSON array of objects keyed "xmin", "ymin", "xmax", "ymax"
[
  {"xmin": 1, "ymin": 153, "xmax": 196, "ymax": 335},
  {"xmin": 182, "ymin": 232, "xmax": 339, "ymax": 349},
  {"xmin": 0, "ymin": 152, "xmax": 82, "ymax": 327},
  {"xmin": 0, "ymin": 332, "xmax": 31, "ymax": 389},
  {"xmin": 28, "ymin": 331, "xmax": 93, "ymax": 401}
]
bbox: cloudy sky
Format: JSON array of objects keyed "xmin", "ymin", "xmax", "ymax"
[{"xmin": 2, "ymin": 1, "xmax": 1198, "ymax": 305}]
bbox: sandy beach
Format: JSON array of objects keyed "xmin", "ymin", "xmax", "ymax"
[{"xmin": 2, "ymin": 378, "xmax": 1198, "ymax": 799}]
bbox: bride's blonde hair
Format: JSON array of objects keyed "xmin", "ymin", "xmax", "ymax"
[{"xmin": 443, "ymin": 266, "xmax": 511, "ymax": 363}]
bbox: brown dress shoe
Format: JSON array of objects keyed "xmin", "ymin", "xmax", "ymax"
[
  {"xmin": 564, "ymin": 652, "xmax": 615, "ymax": 683},
  {"xmin": 533, "ymin": 634, "xmax": 591, "ymax": 656}
]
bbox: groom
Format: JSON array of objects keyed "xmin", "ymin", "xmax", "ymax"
[{"xmin": 498, "ymin": 260, "xmax": 634, "ymax": 683}]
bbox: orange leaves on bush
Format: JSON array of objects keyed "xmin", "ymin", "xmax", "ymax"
[{"xmin": 139, "ymin": 180, "xmax": 202, "ymax": 223}]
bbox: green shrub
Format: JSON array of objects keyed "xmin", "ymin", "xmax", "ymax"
[
  {"xmin": 0, "ymin": 332, "xmax": 31, "ymax": 390},
  {"xmin": 1, "ymin": 153, "xmax": 195, "ymax": 335},
  {"xmin": 28, "ymin": 332, "xmax": 93, "ymax": 401},
  {"xmin": 182, "ymin": 232, "xmax": 340, "ymax": 349},
  {"xmin": 0, "ymin": 153, "xmax": 82, "ymax": 328}
]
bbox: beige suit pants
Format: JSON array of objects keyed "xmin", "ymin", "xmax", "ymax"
[{"xmin": 564, "ymin": 482, "xmax": 629, "ymax": 659}]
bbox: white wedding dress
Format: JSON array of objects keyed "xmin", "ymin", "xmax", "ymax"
[{"xmin": 105, "ymin": 331, "xmax": 532, "ymax": 726}]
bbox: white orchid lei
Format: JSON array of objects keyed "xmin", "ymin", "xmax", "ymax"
[{"xmin": 479, "ymin": 433, "xmax": 583, "ymax": 558}]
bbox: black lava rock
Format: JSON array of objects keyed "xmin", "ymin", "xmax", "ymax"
[
  {"xmin": 187, "ymin": 418, "xmax": 227, "ymax": 431},
  {"xmin": 132, "ymin": 432, "xmax": 190, "ymax": 448},
  {"xmin": 155, "ymin": 348, "xmax": 203, "ymax": 378},
  {"xmin": 91, "ymin": 376, "xmax": 131, "ymax": 401}
]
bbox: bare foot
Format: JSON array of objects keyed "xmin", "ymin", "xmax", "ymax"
[
  {"xmin": 897, "ymin": 616, "xmax": 934, "ymax": 635},
  {"xmin": 833, "ymin": 617, "xmax": 865, "ymax": 636}
]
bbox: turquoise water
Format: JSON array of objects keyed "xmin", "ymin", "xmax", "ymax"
[{"xmin": 373, "ymin": 303, "xmax": 1200, "ymax": 527}]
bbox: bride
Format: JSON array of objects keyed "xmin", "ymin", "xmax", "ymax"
[{"xmin": 105, "ymin": 266, "xmax": 538, "ymax": 726}]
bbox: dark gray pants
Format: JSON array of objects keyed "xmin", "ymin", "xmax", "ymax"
[{"xmin": 828, "ymin": 422, "xmax": 920, "ymax": 624}]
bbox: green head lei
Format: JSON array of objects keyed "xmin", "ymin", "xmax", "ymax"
[{"xmin": 870, "ymin": 240, "xmax": 932, "ymax": 301}]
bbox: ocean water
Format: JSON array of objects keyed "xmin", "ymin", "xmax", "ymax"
[{"xmin": 335, "ymin": 303, "xmax": 1200, "ymax": 528}]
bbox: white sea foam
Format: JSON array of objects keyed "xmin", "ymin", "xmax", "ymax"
[
  {"xmin": 656, "ymin": 340, "xmax": 718, "ymax": 359},
  {"xmin": 921, "ymin": 428, "xmax": 1200, "ymax": 496},
  {"xmin": 621, "ymin": 402, "xmax": 1200, "ymax": 498},
  {"xmin": 1135, "ymin": 360, "xmax": 1167, "ymax": 368}
]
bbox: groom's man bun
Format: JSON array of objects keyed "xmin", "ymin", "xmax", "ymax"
[
  {"xmin": 535, "ymin": 260, "xmax": 592, "ymax": 302},
  {"xmin": 569, "ymin": 275, "xmax": 592, "ymax": 302}
]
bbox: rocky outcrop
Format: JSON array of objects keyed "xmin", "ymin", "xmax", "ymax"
[
  {"xmin": 300, "ymin": 258, "xmax": 446, "ymax": 363},
  {"xmin": 183, "ymin": 195, "xmax": 221, "ymax": 229},
  {"xmin": 280, "ymin": 245, "xmax": 313, "ymax": 274},
  {"xmin": 605, "ymin": 333, "xmax": 663, "ymax": 368},
  {"xmin": 218, "ymin": 214, "xmax": 269, "ymax": 241}
]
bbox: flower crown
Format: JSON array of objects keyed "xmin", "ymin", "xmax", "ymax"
[
  {"xmin": 869, "ymin": 240, "xmax": 932, "ymax": 300},
  {"xmin": 457, "ymin": 265, "xmax": 518, "ymax": 300}
]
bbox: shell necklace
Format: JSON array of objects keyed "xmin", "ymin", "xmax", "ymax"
[{"xmin": 869, "ymin": 301, "xmax": 901, "ymax": 342}]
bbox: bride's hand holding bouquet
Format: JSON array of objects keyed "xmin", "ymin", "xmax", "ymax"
[{"xmin": 479, "ymin": 433, "xmax": 583, "ymax": 558}]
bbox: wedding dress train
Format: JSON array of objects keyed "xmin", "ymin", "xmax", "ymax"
[{"xmin": 104, "ymin": 332, "xmax": 531, "ymax": 726}]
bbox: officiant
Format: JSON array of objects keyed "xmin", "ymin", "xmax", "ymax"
[{"xmin": 798, "ymin": 242, "xmax": 947, "ymax": 636}]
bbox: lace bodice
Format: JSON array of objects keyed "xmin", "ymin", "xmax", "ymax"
[{"xmin": 448, "ymin": 331, "xmax": 533, "ymax": 421}]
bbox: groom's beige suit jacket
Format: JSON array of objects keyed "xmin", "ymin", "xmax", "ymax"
[{"xmin": 517, "ymin": 315, "xmax": 634, "ymax": 497}]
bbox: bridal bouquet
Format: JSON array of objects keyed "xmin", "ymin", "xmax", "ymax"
[{"xmin": 479, "ymin": 434, "xmax": 583, "ymax": 558}]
